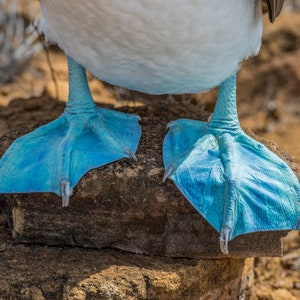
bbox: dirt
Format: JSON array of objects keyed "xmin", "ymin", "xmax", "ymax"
[{"xmin": 0, "ymin": 6, "xmax": 300, "ymax": 300}]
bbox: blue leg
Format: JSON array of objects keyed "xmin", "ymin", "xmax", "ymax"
[
  {"xmin": 163, "ymin": 74, "xmax": 300, "ymax": 254},
  {"xmin": 0, "ymin": 57, "xmax": 141, "ymax": 206}
]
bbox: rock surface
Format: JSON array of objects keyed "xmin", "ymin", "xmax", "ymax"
[
  {"xmin": 0, "ymin": 189, "xmax": 253, "ymax": 299},
  {"xmin": 0, "ymin": 247, "xmax": 252, "ymax": 299},
  {"xmin": 0, "ymin": 98, "xmax": 296, "ymax": 259},
  {"xmin": 252, "ymin": 231, "xmax": 300, "ymax": 300}
]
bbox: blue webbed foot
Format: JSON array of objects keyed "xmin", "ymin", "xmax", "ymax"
[
  {"xmin": 163, "ymin": 74, "xmax": 300, "ymax": 254},
  {"xmin": 0, "ymin": 57, "xmax": 141, "ymax": 206},
  {"xmin": 0, "ymin": 108, "xmax": 141, "ymax": 206}
]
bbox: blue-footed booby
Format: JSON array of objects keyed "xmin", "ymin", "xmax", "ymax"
[{"xmin": 0, "ymin": 0, "xmax": 299, "ymax": 253}]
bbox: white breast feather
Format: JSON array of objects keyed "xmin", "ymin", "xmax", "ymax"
[{"xmin": 39, "ymin": 0, "xmax": 263, "ymax": 94}]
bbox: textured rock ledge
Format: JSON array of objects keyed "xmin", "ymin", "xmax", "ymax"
[
  {"xmin": 0, "ymin": 214, "xmax": 253, "ymax": 299},
  {"xmin": 1, "ymin": 99, "xmax": 298, "ymax": 259}
]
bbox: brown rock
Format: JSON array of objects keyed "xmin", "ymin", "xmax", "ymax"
[
  {"xmin": 0, "ymin": 212, "xmax": 252, "ymax": 299},
  {"xmin": 0, "ymin": 239, "xmax": 251, "ymax": 300},
  {"xmin": 281, "ymin": 249, "xmax": 300, "ymax": 270},
  {"xmin": 272, "ymin": 278, "xmax": 295, "ymax": 289},
  {"xmin": 271, "ymin": 288, "xmax": 298, "ymax": 300},
  {"xmin": 0, "ymin": 98, "xmax": 296, "ymax": 259}
]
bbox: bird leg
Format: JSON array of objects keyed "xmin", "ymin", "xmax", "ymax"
[
  {"xmin": 0, "ymin": 57, "xmax": 141, "ymax": 206},
  {"xmin": 163, "ymin": 73, "xmax": 300, "ymax": 254}
]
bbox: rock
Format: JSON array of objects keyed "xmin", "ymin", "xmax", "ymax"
[
  {"xmin": 252, "ymin": 233, "xmax": 300, "ymax": 300},
  {"xmin": 0, "ymin": 98, "xmax": 297, "ymax": 259},
  {"xmin": 281, "ymin": 249, "xmax": 300, "ymax": 270},
  {"xmin": 239, "ymin": 258, "xmax": 255, "ymax": 299},
  {"xmin": 0, "ymin": 213, "xmax": 253, "ymax": 300},
  {"xmin": 271, "ymin": 288, "xmax": 298, "ymax": 300},
  {"xmin": 252, "ymin": 286, "xmax": 299, "ymax": 300},
  {"xmin": 272, "ymin": 278, "xmax": 295, "ymax": 289},
  {"xmin": 283, "ymin": 231, "xmax": 300, "ymax": 253},
  {"xmin": 251, "ymin": 284, "xmax": 273, "ymax": 300}
]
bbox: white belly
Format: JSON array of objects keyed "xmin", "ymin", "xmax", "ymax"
[{"xmin": 39, "ymin": 0, "xmax": 263, "ymax": 94}]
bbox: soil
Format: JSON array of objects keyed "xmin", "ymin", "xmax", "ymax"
[{"xmin": 0, "ymin": 6, "xmax": 300, "ymax": 300}]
